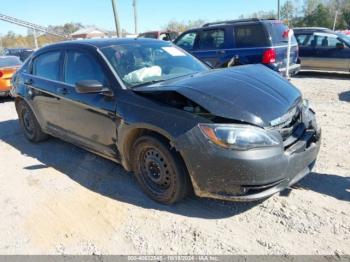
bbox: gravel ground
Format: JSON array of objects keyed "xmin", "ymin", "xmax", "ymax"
[{"xmin": 0, "ymin": 72, "xmax": 349, "ymax": 255}]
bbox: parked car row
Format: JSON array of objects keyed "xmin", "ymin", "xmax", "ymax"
[
  {"xmin": 139, "ymin": 20, "xmax": 350, "ymax": 75},
  {"xmin": 140, "ymin": 19, "xmax": 300, "ymax": 76},
  {"xmin": 174, "ymin": 19, "xmax": 300, "ymax": 76}
]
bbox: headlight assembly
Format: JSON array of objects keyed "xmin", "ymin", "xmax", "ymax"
[{"xmin": 199, "ymin": 123, "xmax": 281, "ymax": 150}]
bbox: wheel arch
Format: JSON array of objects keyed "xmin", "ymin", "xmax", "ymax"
[
  {"xmin": 14, "ymin": 96, "xmax": 45, "ymax": 131},
  {"xmin": 120, "ymin": 125, "xmax": 177, "ymax": 172}
]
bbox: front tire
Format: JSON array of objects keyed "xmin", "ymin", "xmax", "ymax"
[
  {"xmin": 132, "ymin": 135, "xmax": 191, "ymax": 204},
  {"xmin": 17, "ymin": 100, "xmax": 49, "ymax": 143}
]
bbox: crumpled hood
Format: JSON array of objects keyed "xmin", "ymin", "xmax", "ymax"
[{"xmin": 133, "ymin": 64, "xmax": 301, "ymax": 127}]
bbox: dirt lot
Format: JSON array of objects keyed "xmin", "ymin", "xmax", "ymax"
[{"xmin": 0, "ymin": 72, "xmax": 349, "ymax": 255}]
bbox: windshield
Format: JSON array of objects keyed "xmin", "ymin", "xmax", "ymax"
[
  {"xmin": 101, "ymin": 41, "xmax": 208, "ymax": 88},
  {"xmin": 0, "ymin": 56, "xmax": 22, "ymax": 67}
]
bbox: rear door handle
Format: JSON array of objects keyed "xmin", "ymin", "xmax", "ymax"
[
  {"xmin": 217, "ymin": 50, "xmax": 226, "ymax": 54},
  {"xmin": 56, "ymin": 87, "xmax": 68, "ymax": 95}
]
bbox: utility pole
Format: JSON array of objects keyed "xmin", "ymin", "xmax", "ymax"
[
  {"xmin": 277, "ymin": 0, "xmax": 281, "ymax": 20},
  {"xmin": 111, "ymin": 0, "xmax": 121, "ymax": 37},
  {"xmin": 333, "ymin": 10, "xmax": 338, "ymax": 30},
  {"xmin": 33, "ymin": 29, "xmax": 38, "ymax": 49},
  {"xmin": 133, "ymin": 0, "xmax": 138, "ymax": 34}
]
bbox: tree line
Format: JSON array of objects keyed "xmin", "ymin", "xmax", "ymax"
[
  {"xmin": 163, "ymin": 0, "xmax": 350, "ymax": 31},
  {"xmin": 0, "ymin": 22, "xmax": 83, "ymax": 49}
]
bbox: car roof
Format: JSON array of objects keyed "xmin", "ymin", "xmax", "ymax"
[
  {"xmin": 293, "ymin": 27, "xmax": 347, "ymax": 38},
  {"xmin": 38, "ymin": 38, "xmax": 165, "ymax": 51},
  {"xmin": 293, "ymin": 27, "xmax": 334, "ymax": 33},
  {"xmin": 202, "ymin": 18, "xmax": 277, "ymax": 27},
  {"xmin": 0, "ymin": 55, "xmax": 20, "ymax": 59}
]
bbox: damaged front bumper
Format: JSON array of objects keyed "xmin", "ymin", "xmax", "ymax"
[{"xmin": 175, "ymin": 108, "xmax": 321, "ymax": 202}]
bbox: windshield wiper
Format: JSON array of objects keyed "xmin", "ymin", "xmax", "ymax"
[{"xmin": 131, "ymin": 79, "xmax": 166, "ymax": 88}]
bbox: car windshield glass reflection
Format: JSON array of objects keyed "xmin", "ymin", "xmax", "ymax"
[{"xmin": 101, "ymin": 42, "xmax": 208, "ymax": 88}]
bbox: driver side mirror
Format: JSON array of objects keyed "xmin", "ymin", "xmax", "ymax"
[
  {"xmin": 336, "ymin": 42, "xmax": 345, "ymax": 49},
  {"xmin": 75, "ymin": 80, "xmax": 113, "ymax": 96}
]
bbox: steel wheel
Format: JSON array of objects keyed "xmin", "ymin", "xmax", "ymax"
[
  {"xmin": 133, "ymin": 135, "xmax": 191, "ymax": 204},
  {"xmin": 21, "ymin": 107, "xmax": 35, "ymax": 138},
  {"xmin": 16, "ymin": 100, "xmax": 48, "ymax": 143},
  {"xmin": 140, "ymin": 146, "xmax": 173, "ymax": 194}
]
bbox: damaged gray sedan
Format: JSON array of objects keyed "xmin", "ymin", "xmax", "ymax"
[{"xmin": 12, "ymin": 38, "xmax": 321, "ymax": 204}]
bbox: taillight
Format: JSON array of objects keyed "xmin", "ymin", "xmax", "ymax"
[
  {"xmin": 262, "ymin": 48, "xmax": 276, "ymax": 64},
  {"xmin": 0, "ymin": 71, "xmax": 3, "ymax": 78}
]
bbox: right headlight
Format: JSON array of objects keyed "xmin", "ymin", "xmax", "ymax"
[{"xmin": 199, "ymin": 123, "xmax": 281, "ymax": 150}]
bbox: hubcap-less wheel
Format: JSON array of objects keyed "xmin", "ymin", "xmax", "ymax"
[
  {"xmin": 16, "ymin": 100, "xmax": 48, "ymax": 143},
  {"xmin": 140, "ymin": 147, "xmax": 172, "ymax": 194},
  {"xmin": 133, "ymin": 135, "xmax": 192, "ymax": 204},
  {"xmin": 22, "ymin": 108, "xmax": 35, "ymax": 137}
]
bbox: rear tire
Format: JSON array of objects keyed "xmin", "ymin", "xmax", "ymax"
[
  {"xmin": 132, "ymin": 135, "xmax": 191, "ymax": 204},
  {"xmin": 17, "ymin": 100, "xmax": 49, "ymax": 143}
]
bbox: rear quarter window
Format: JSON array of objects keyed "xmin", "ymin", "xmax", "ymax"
[
  {"xmin": 234, "ymin": 24, "xmax": 269, "ymax": 48},
  {"xmin": 265, "ymin": 21, "xmax": 297, "ymax": 46}
]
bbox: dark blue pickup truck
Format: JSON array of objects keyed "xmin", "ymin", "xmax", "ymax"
[{"xmin": 174, "ymin": 18, "xmax": 300, "ymax": 76}]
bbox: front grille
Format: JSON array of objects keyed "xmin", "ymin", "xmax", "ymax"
[
  {"xmin": 269, "ymin": 104, "xmax": 306, "ymax": 148},
  {"xmin": 278, "ymin": 112, "xmax": 302, "ymax": 141}
]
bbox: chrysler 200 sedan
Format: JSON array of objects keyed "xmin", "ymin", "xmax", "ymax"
[{"xmin": 11, "ymin": 39, "xmax": 321, "ymax": 204}]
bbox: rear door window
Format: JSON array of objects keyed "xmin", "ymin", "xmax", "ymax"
[
  {"xmin": 64, "ymin": 50, "xmax": 108, "ymax": 86},
  {"xmin": 234, "ymin": 24, "xmax": 269, "ymax": 47},
  {"xmin": 316, "ymin": 35, "xmax": 345, "ymax": 48},
  {"xmin": 175, "ymin": 32, "xmax": 197, "ymax": 50},
  {"xmin": 198, "ymin": 29, "xmax": 225, "ymax": 49},
  {"xmin": 32, "ymin": 51, "xmax": 61, "ymax": 81}
]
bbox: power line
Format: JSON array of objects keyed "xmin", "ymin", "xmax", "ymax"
[
  {"xmin": 0, "ymin": 13, "xmax": 68, "ymax": 49},
  {"xmin": 0, "ymin": 13, "xmax": 68, "ymax": 38}
]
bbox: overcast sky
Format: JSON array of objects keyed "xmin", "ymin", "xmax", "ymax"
[{"xmin": 0, "ymin": 0, "xmax": 290, "ymax": 35}]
